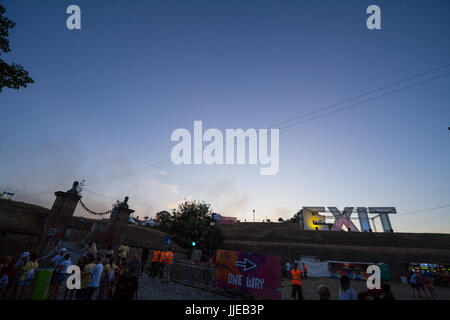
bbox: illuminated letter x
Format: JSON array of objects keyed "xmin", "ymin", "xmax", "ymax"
[{"xmin": 328, "ymin": 207, "xmax": 359, "ymax": 232}]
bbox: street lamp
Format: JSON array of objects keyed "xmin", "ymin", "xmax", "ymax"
[{"xmin": 208, "ymin": 221, "xmax": 215, "ymax": 262}]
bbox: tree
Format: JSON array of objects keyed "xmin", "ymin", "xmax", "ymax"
[
  {"xmin": 0, "ymin": 5, "xmax": 34, "ymax": 92},
  {"xmin": 154, "ymin": 210, "xmax": 172, "ymax": 232},
  {"xmin": 169, "ymin": 200, "xmax": 223, "ymax": 256},
  {"xmin": 278, "ymin": 217, "xmax": 284, "ymax": 222}
]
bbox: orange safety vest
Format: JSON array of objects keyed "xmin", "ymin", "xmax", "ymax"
[
  {"xmin": 159, "ymin": 251, "xmax": 166, "ymax": 263},
  {"xmin": 303, "ymin": 265, "xmax": 307, "ymax": 272},
  {"xmin": 165, "ymin": 251, "xmax": 173, "ymax": 264},
  {"xmin": 291, "ymin": 269, "xmax": 302, "ymax": 285},
  {"xmin": 152, "ymin": 250, "xmax": 160, "ymax": 262}
]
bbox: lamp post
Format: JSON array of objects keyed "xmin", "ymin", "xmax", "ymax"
[{"xmin": 208, "ymin": 221, "xmax": 215, "ymax": 262}]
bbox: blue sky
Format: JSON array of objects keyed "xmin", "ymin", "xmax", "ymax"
[{"xmin": 1, "ymin": 0, "xmax": 449, "ymax": 233}]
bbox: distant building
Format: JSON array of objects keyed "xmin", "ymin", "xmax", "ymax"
[
  {"xmin": 1, "ymin": 190, "xmax": 16, "ymax": 201},
  {"xmin": 219, "ymin": 216, "xmax": 237, "ymax": 224}
]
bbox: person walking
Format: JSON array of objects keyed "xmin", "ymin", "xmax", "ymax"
[
  {"xmin": 150, "ymin": 248, "xmax": 161, "ymax": 278},
  {"xmin": 0, "ymin": 257, "xmax": 18, "ymax": 300},
  {"xmin": 129, "ymin": 253, "xmax": 142, "ymax": 280},
  {"xmin": 97, "ymin": 262, "xmax": 113, "ymax": 300},
  {"xmin": 424, "ymin": 274, "xmax": 437, "ymax": 299},
  {"xmin": 285, "ymin": 261, "xmax": 292, "ymax": 278},
  {"xmin": 11, "ymin": 251, "xmax": 30, "ymax": 298},
  {"xmin": 15, "ymin": 253, "xmax": 38, "ymax": 300},
  {"xmin": 113, "ymin": 267, "xmax": 139, "ymax": 300},
  {"xmin": 87, "ymin": 242, "xmax": 97, "ymax": 260},
  {"xmin": 157, "ymin": 248, "xmax": 167, "ymax": 279},
  {"xmin": 140, "ymin": 248, "xmax": 149, "ymax": 277},
  {"xmin": 86, "ymin": 256, "xmax": 103, "ymax": 300},
  {"xmin": 318, "ymin": 284, "xmax": 331, "ymax": 300},
  {"xmin": 416, "ymin": 273, "xmax": 428, "ymax": 298},
  {"xmin": 108, "ymin": 260, "xmax": 120, "ymax": 300},
  {"xmin": 118, "ymin": 243, "xmax": 129, "ymax": 266},
  {"xmin": 0, "ymin": 257, "xmax": 12, "ymax": 298},
  {"xmin": 162, "ymin": 248, "xmax": 173, "ymax": 283},
  {"xmin": 302, "ymin": 263, "xmax": 308, "ymax": 279},
  {"xmin": 77, "ymin": 256, "xmax": 95, "ymax": 300},
  {"xmin": 290, "ymin": 263, "xmax": 303, "ymax": 300},
  {"xmin": 410, "ymin": 271, "xmax": 420, "ymax": 298},
  {"xmin": 338, "ymin": 274, "xmax": 357, "ymax": 300},
  {"xmin": 379, "ymin": 283, "xmax": 396, "ymax": 300},
  {"xmin": 48, "ymin": 253, "xmax": 71, "ymax": 300}
]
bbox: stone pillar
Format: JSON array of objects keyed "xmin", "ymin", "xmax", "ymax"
[
  {"xmin": 37, "ymin": 181, "xmax": 81, "ymax": 254},
  {"xmin": 103, "ymin": 197, "xmax": 134, "ymax": 250}
]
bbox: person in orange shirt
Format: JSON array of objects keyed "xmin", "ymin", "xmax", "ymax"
[
  {"xmin": 150, "ymin": 248, "xmax": 161, "ymax": 278},
  {"xmin": 162, "ymin": 248, "xmax": 173, "ymax": 283},
  {"xmin": 302, "ymin": 263, "xmax": 308, "ymax": 279},
  {"xmin": 290, "ymin": 263, "xmax": 303, "ymax": 300},
  {"xmin": 157, "ymin": 248, "xmax": 166, "ymax": 279}
]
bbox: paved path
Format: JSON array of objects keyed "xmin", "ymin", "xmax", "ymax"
[{"xmin": 138, "ymin": 274, "xmax": 231, "ymax": 300}]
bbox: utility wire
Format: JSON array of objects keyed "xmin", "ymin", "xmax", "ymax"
[
  {"xmin": 24, "ymin": 63, "xmax": 450, "ymax": 199},
  {"xmin": 391, "ymin": 204, "xmax": 450, "ymax": 218},
  {"xmin": 89, "ymin": 66, "xmax": 450, "ymax": 186}
]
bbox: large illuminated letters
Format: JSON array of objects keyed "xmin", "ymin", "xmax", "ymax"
[
  {"xmin": 329, "ymin": 207, "xmax": 359, "ymax": 232},
  {"xmin": 368, "ymin": 207, "xmax": 396, "ymax": 232},
  {"xmin": 301, "ymin": 206, "xmax": 396, "ymax": 232}
]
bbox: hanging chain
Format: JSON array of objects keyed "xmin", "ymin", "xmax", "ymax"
[{"xmin": 79, "ymin": 199, "xmax": 112, "ymax": 216}]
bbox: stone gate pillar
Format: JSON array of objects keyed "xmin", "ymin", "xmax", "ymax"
[
  {"xmin": 103, "ymin": 196, "xmax": 134, "ymax": 250},
  {"xmin": 37, "ymin": 181, "xmax": 81, "ymax": 253}
]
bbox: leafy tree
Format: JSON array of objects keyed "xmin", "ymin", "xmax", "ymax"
[
  {"xmin": 155, "ymin": 200, "xmax": 224, "ymax": 257},
  {"xmin": 154, "ymin": 210, "xmax": 172, "ymax": 232},
  {"xmin": 278, "ymin": 217, "xmax": 284, "ymax": 222},
  {"xmin": 0, "ymin": 5, "xmax": 34, "ymax": 92}
]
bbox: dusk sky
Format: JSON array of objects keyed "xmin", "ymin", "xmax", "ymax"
[{"xmin": 1, "ymin": 0, "xmax": 449, "ymax": 233}]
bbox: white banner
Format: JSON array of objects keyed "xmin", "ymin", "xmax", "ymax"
[{"xmin": 303, "ymin": 261, "xmax": 330, "ymax": 277}]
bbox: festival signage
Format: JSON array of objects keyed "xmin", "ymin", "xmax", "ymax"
[
  {"xmin": 163, "ymin": 235, "xmax": 172, "ymax": 246},
  {"xmin": 215, "ymin": 249, "xmax": 281, "ymax": 299}
]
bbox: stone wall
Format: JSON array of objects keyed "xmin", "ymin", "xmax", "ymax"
[{"xmin": 219, "ymin": 223, "xmax": 450, "ymax": 279}]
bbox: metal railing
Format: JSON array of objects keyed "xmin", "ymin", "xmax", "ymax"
[
  {"xmin": 37, "ymin": 239, "xmax": 62, "ymax": 265},
  {"xmin": 170, "ymin": 262, "xmax": 215, "ymax": 291}
]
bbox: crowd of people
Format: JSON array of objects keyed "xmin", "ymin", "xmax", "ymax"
[
  {"xmin": 409, "ymin": 270, "xmax": 438, "ymax": 299},
  {"xmin": 0, "ymin": 252, "xmax": 39, "ymax": 300},
  {"xmin": 286, "ymin": 261, "xmax": 398, "ymax": 300},
  {"xmin": 0, "ymin": 242, "xmax": 175, "ymax": 300},
  {"xmin": 285, "ymin": 260, "xmax": 447, "ymax": 300}
]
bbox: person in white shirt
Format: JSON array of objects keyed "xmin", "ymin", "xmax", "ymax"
[
  {"xmin": 86, "ymin": 256, "xmax": 103, "ymax": 300},
  {"xmin": 50, "ymin": 248, "xmax": 68, "ymax": 266},
  {"xmin": 338, "ymin": 274, "xmax": 357, "ymax": 300},
  {"xmin": 48, "ymin": 253, "xmax": 71, "ymax": 300},
  {"xmin": 285, "ymin": 261, "xmax": 292, "ymax": 278}
]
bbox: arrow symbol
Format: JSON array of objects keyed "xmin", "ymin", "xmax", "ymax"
[{"xmin": 235, "ymin": 257, "xmax": 257, "ymax": 272}]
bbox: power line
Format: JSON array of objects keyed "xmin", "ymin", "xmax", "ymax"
[
  {"xmin": 22, "ymin": 63, "xmax": 450, "ymax": 200},
  {"xmin": 88, "ymin": 64, "xmax": 450, "ymax": 186},
  {"xmin": 279, "ymin": 72, "xmax": 450, "ymax": 130},
  {"xmin": 270, "ymin": 63, "xmax": 450, "ymax": 129},
  {"xmin": 392, "ymin": 204, "xmax": 450, "ymax": 218}
]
